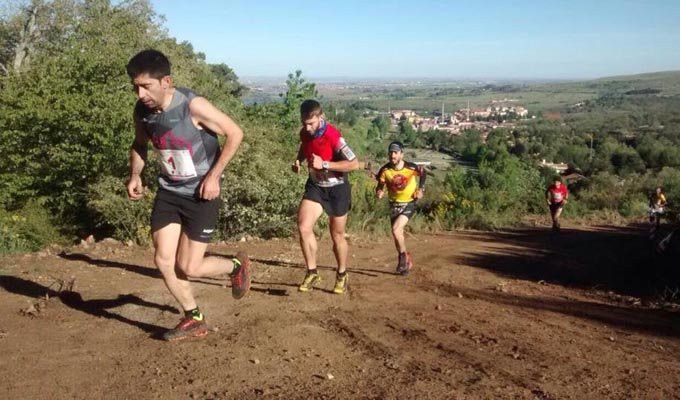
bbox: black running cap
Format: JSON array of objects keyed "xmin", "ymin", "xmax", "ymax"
[{"xmin": 388, "ymin": 141, "xmax": 404, "ymax": 152}]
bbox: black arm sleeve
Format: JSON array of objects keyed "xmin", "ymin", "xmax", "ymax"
[
  {"xmin": 417, "ymin": 165, "xmax": 426, "ymax": 189},
  {"xmin": 376, "ymin": 164, "xmax": 389, "ymax": 192},
  {"xmin": 406, "ymin": 162, "xmax": 426, "ymax": 189}
]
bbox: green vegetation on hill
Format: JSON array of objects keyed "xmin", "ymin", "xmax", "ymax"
[{"xmin": 1, "ymin": 1, "xmax": 679, "ymax": 253}]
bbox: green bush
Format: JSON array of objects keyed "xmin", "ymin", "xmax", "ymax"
[
  {"xmin": 87, "ymin": 175, "xmax": 154, "ymax": 245},
  {"xmin": 0, "ymin": 200, "xmax": 63, "ymax": 254},
  {"xmin": 575, "ymin": 172, "xmax": 648, "ymax": 218},
  {"xmin": 220, "ymin": 164, "xmax": 304, "ymax": 239},
  {"xmin": 346, "ymin": 172, "xmax": 392, "ymax": 234},
  {"xmin": 428, "ymin": 156, "xmax": 545, "ymax": 229}
]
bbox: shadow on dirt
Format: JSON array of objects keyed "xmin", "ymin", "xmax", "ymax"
[
  {"xmin": 59, "ymin": 252, "xmax": 307, "ymax": 297},
  {"xmin": 59, "ymin": 252, "xmax": 161, "ymax": 279},
  {"xmin": 452, "ymin": 225, "xmax": 680, "ymax": 300},
  {"xmin": 0, "ymin": 275, "xmax": 175, "ymax": 337},
  {"xmin": 208, "ymin": 253, "xmax": 393, "ymax": 277},
  {"xmin": 432, "ymin": 282, "xmax": 680, "ymax": 338}
]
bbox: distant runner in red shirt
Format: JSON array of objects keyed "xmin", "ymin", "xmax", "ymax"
[
  {"xmin": 292, "ymin": 100, "xmax": 359, "ymax": 294},
  {"xmin": 546, "ymin": 178, "xmax": 568, "ymax": 232}
]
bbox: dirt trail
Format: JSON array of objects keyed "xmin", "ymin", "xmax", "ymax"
[{"xmin": 1, "ymin": 225, "xmax": 679, "ymax": 399}]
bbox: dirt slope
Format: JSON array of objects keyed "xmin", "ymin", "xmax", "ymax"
[{"xmin": 1, "ymin": 225, "xmax": 678, "ymax": 399}]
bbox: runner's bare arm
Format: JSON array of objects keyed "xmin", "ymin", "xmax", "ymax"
[
  {"xmin": 309, "ymin": 141, "xmax": 359, "ymax": 172},
  {"xmin": 127, "ymin": 113, "xmax": 148, "ymax": 200},
  {"xmin": 328, "ymin": 157, "xmax": 359, "ymax": 172},
  {"xmin": 296, "ymin": 143, "xmax": 305, "ymax": 163},
  {"xmin": 292, "ymin": 144, "xmax": 305, "ymax": 173},
  {"xmin": 189, "ymin": 97, "xmax": 244, "ymax": 200},
  {"xmin": 309, "ymin": 154, "xmax": 359, "ymax": 172},
  {"xmin": 190, "ymin": 97, "xmax": 243, "ymax": 174}
]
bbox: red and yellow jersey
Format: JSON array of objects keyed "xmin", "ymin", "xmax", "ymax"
[
  {"xmin": 650, "ymin": 192, "xmax": 667, "ymax": 207},
  {"xmin": 377, "ymin": 161, "xmax": 426, "ymax": 203}
]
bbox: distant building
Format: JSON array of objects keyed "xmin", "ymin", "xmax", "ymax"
[
  {"xmin": 390, "ymin": 109, "xmax": 416, "ymax": 121},
  {"xmin": 540, "ymin": 159, "xmax": 569, "ymax": 173},
  {"xmin": 471, "ymin": 108, "xmax": 491, "ymax": 118}
]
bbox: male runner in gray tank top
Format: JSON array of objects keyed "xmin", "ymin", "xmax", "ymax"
[{"xmin": 126, "ymin": 49, "xmax": 251, "ymax": 341}]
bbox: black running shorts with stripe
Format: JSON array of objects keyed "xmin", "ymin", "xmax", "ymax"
[{"xmin": 151, "ymin": 188, "xmax": 220, "ymax": 243}]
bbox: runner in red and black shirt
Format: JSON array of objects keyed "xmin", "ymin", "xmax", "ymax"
[
  {"xmin": 292, "ymin": 100, "xmax": 359, "ymax": 294},
  {"xmin": 546, "ymin": 178, "xmax": 569, "ymax": 232}
]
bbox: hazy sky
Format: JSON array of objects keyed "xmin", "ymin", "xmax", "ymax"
[{"xmin": 149, "ymin": 0, "xmax": 680, "ymax": 80}]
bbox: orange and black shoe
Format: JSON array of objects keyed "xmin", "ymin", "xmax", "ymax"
[
  {"xmin": 230, "ymin": 251, "xmax": 251, "ymax": 300},
  {"xmin": 162, "ymin": 315, "xmax": 209, "ymax": 341}
]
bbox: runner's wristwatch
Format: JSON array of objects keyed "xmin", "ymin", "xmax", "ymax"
[{"xmin": 322, "ymin": 161, "xmax": 330, "ymax": 170}]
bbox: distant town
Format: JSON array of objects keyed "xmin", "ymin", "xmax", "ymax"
[{"xmin": 386, "ymin": 99, "xmax": 532, "ymax": 137}]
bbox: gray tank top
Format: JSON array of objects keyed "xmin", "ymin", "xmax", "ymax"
[{"xmin": 135, "ymin": 88, "xmax": 220, "ymax": 197}]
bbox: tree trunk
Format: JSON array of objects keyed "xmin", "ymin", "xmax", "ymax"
[{"xmin": 12, "ymin": 4, "xmax": 39, "ymax": 72}]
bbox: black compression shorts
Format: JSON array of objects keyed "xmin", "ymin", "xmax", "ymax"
[
  {"xmin": 151, "ymin": 188, "xmax": 221, "ymax": 243},
  {"xmin": 303, "ymin": 179, "xmax": 351, "ymax": 217}
]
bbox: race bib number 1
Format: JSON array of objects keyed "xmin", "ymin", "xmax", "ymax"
[{"xmin": 158, "ymin": 149, "xmax": 197, "ymax": 180}]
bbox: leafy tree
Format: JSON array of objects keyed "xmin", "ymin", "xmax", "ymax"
[
  {"xmin": 280, "ymin": 69, "xmax": 317, "ymax": 130},
  {"xmin": 371, "ymin": 115, "xmax": 390, "ymax": 138},
  {"xmin": 397, "ymin": 119, "xmax": 417, "ymax": 145},
  {"xmin": 0, "ymin": 0, "xmax": 243, "ymax": 236},
  {"xmin": 210, "ymin": 63, "xmax": 248, "ymax": 98}
]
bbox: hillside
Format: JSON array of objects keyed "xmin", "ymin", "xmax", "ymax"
[{"xmin": 1, "ymin": 224, "xmax": 678, "ymax": 399}]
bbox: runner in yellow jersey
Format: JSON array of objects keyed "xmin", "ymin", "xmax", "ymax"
[
  {"xmin": 375, "ymin": 141, "xmax": 426, "ymax": 275},
  {"xmin": 649, "ymin": 186, "xmax": 667, "ymax": 230}
]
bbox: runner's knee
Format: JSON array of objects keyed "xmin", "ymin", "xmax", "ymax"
[
  {"xmin": 176, "ymin": 259, "xmax": 201, "ymax": 278},
  {"xmin": 298, "ymin": 222, "xmax": 315, "ymax": 237},
  {"xmin": 330, "ymin": 226, "xmax": 346, "ymax": 243},
  {"xmin": 154, "ymin": 253, "xmax": 174, "ymax": 271}
]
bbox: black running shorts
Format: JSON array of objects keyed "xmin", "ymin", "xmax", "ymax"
[
  {"xmin": 303, "ymin": 179, "xmax": 351, "ymax": 217},
  {"xmin": 151, "ymin": 189, "xmax": 221, "ymax": 243},
  {"xmin": 390, "ymin": 201, "xmax": 416, "ymax": 224},
  {"xmin": 549, "ymin": 201, "xmax": 564, "ymax": 214}
]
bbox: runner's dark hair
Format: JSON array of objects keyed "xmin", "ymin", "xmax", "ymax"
[
  {"xmin": 126, "ymin": 49, "xmax": 171, "ymax": 80},
  {"xmin": 300, "ymin": 99, "xmax": 323, "ymax": 119}
]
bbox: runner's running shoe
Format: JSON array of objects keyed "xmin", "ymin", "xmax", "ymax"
[
  {"xmin": 230, "ymin": 251, "xmax": 251, "ymax": 300},
  {"xmin": 162, "ymin": 316, "xmax": 208, "ymax": 341},
  {"xmin": 298, "ymin": 270, "xmax": 321, "ymax": 292},
  {"xmin": 396, "ymin": 252, "xmax": 406, "ymax": 274},
  {"xmin": 333, "ymin": 272, "xmax": 349, "ymax": 294},
  {"xmin": 397, "ymin": 252, "xmax": 412, "ymax": 275},
  {"xmin": 405, "ymin": 252, "xmax": 413, "ymax": 272}
]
